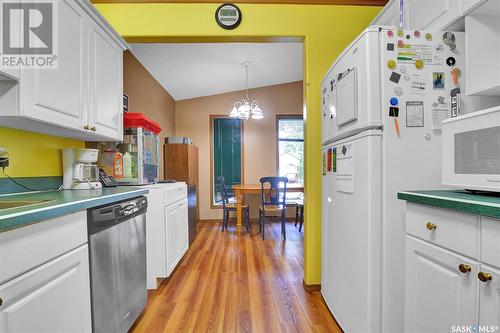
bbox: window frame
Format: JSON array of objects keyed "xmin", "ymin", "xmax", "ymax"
[
  {"xmin": 209, "ymin": 114, "xmax": 245, "ymax": 209},
  {"xmin": 276, "ymin": 114, "xmax": 304, "ymax": 183}
]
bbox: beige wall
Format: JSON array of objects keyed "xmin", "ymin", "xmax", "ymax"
[
  {"xmin": 123, "ymin": 51, "xmax": 176, "ymax": 179},
  {"xmin": 175, "ymin": 81, "xmax": 303, "ymax": 220}
]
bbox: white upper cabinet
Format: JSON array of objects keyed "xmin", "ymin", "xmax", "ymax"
[
  {"xmin": 87, "ymin": 20, "xmax": 123, "ymax": 140},
  {"xmin": 370, "ymin": 0, "xmax": 402, "ymax": 27},
  {"xmin": 0, "ymin": 0, "xmax": 128, "ymax": 141},
  {"xmin": 20, "ymin": 0, "xmax": 87, "ymax": 133},
  {"xmin": 403, "ymin": 0, "xmax": 461, "ymax": 30},
  {"xmin": 462, "ymin": 0, "xmax": 487, "ymax": 15},
  {"xmin": 465, "ymin": 1, "xmax": 500, "ymax": 96}
]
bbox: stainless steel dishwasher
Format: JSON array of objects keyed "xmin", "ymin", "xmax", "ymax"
[{"xmin": 87, "ymin": 196, "xmax": 148, "ymax": 333}]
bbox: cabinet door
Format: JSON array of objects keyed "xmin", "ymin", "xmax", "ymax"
[
  {"xmin": 462, "ymin": 0, "xmax": 486, "ymax": 15},
  {"xmin": 145, "ymin": 190, "xmax": 166, "ymax": 289},
  {"xmin": 178, "ymin": 199, "xmax": 189, "ymax": 258},
  {"xmin": 404, "ymin": 0, "xmax": 461, "ymax": 30},
  {"xmin": 405, "ymin": 236, "xmax": 478, "ymax": 333},
  {"xmin": 87, "ymin": 21, "xmax": 123, "ymax": 141},
  {"xmin": 165, "ymin": 203, "xmax": 180, "ymax": 276},
  {"xmin": 20, "ymin": 0, "xmax": 86, "ymax": 132},
  {"xmin": 371, "ymin": 0, "xmax": 401, "ymax": 27},
  {"xmin": 0, "ymin": 245, "xmax": 91, "ymax": 333},
  {"xmin": 478, "ymin": 264, "xmax": 500, "ymax": 328}
]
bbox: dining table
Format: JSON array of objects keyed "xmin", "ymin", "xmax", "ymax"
[{"xmin": 232, "ymin": 183, "xmax": 304, "ymax": 229}]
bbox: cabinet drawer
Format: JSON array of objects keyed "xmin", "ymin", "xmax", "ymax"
[
  {"xmin": 0, "ymin": 212, "xmax": 87, "ymax": 284},
  {"xmin": 406, "ymin": 203, "xmax": 479, "ymax": 258},
  {"xmin": 164, "ymin": 184, "xmax": 187, "ymax": 206},
  {"xmin": 480, "ymin": 218, "xmax": 500, "ymax": 269}
]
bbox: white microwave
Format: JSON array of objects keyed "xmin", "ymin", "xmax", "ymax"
[{"xmin": 442, "ymin": 106, "xmax": 500, "ymax": 192}]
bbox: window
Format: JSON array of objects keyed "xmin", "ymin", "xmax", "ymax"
[
  {"xmin": 277, "ymin": 115, "xmax": 304, "ymax": 185},
  {"xmin": 211, "ymin": 117, "xmax": 243, "ymax": 206}
]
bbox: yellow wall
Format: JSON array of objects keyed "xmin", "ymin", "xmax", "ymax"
[
  {"xmin": 0, "ymin": 127, "xmax": 84, "ymax": 177},
  {"xmin": 101, "ymin": 3, "xmax": 381, "ymax": 285}
]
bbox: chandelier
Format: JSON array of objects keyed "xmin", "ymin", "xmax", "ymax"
[{"xmin": 229, "ymin": 62, "xmax": 264, "ymax": 120}]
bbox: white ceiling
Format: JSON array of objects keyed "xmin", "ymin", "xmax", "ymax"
[{"xmin": 130, "ymin": 43, "xmax": 303, "ymax": 101}]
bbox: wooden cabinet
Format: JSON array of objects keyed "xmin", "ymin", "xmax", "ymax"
[
  {"xmin": 0, "ymin": 245, "xmax": 91, "ymax": 333},
  {"xmin": 164, "ymin": 144, "xmax": 199, "ymax": 186},
  {"xmin": 0, "ymin": 0, "xmax": 127, "ymax": 141},
  {"xmin": 164, "ymin": 144, "xmax": 199, "ymax": 220},
  {"xmin": 405, "ymin": 236, "xmax": 478, "ymax": 333},
  {"xmin": 403, "ymin": 0, "xmax": 461, "ymax": 30},
  {"xmin": 165, "ymin": 198, "xmax": 189, "ymax": 276}
]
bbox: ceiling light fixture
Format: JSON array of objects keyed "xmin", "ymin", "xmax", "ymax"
[{"xmin": 229, "ymin": 62, "xmax": 264, "ymax": 120}]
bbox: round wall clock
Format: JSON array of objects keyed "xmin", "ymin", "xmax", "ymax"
[{"xmin": 215, "ymin": 4, "xmax": 242, "ymax": 30}]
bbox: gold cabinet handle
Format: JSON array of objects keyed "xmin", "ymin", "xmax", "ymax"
[
  {"xmin": 91, "ymin": 126, "xmax": 96, "ymax": 131},
  {"xmin": 426, "ymin": 222, "xmax": 437, "ymax": 231},
  {"xmin": 459, "ymin": 264, "xmax": 471, "ymax": 274},
  {"xmin": 83, "ymin": 125, "xmax": 90, "ymax": 130},
  {"xmin": 478, "ymin": 272, "xmax": 493, "ymax": 283}
]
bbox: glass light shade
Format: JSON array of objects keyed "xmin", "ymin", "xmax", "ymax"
[
  {"xmin": 251, "ymin": 105, "xmax": 264, "ymax": 119},
  {"xmin": 229, "ymin": 106, "xmax": 239, "ymax": 118}
]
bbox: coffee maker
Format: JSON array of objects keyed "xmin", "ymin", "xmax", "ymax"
[{"xmin": 62, "ymin": 148, "xmax": 102, "ymax": 190}]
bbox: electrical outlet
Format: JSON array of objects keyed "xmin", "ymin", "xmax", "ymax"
[{"xmin": 0, "ymin": 147, "xmax": 9, "ymax": 169}]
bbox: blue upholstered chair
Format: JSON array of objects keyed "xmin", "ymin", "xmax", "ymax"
[
  {"xmin": 217, "ymin": 176, "xmax": 250, "ymax": 232},
  {"xmin": 258, "ymin": 176, "xmax": 288, "ymax": 240}
]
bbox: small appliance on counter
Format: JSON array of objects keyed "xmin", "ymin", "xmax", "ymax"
[
  {"xmin": 62, "ymin": 148, "xmax": 102, "ymax": 190},
  {"xmin": 442, "ymin": 105, "xmax": 500, "ymax": 192},
  {"xmin": 96, "ymin": 113, "xmax": 162, "ymax": 186},
  {"xmin": 166, "ymin": 136, "xmax": 192, "ymax": 144}
]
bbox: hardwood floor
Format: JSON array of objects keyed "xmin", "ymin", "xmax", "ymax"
[{"xmin": 131, "ymin": 220, "xmax": 342, "ymax": 333}]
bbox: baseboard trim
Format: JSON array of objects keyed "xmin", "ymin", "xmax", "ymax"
[{"xmin": 303, "ymin": 280, "xmax": 321, "ymax": 292}]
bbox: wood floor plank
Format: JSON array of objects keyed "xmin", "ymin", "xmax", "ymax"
[{"xmin": 130, "ymin": 221, "xmax": 343, "ymax": 333}]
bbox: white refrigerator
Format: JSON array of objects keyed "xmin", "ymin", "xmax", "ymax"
[{"xmin": 320, "ymin": 26, "xmax": 499, "ymax": 333}]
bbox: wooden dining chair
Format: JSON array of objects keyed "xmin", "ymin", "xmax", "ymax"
[
  {"xmin": 258, "ymin": 176, "xmax": 288, "ymax": 240},
  {"xmin": 217, "ymin": 176, "xmax": 250, "ymax": 232}
]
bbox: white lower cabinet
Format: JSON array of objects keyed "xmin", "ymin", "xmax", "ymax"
[
  {"xmin": 0, "ymin": 245, "xmax": 91, "ymax": 333},
  {"xmin": 405, "ymin": 235, "xmax": 478, "ymax": 333},
  {"xmin": 478, "ymin": 264, "xmax": 500, "ymax": 328},
  {"xmin": 145, "ymin": 183, "xmax": 189, "ymax": 288},
  {"xmin": 404, "ymin": 203, "xmax": 500, "ymax": 332},
  {"xmin": 166, "ymin": 198, "xmax": 189, "ymax": 276}
]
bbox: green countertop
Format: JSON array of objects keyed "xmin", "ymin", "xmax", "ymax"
[
  {"xmin": 0, "ymin": 187, "xmax": 149, "ymax": 232},
  {"xmin": 398, "ymin": 190, "xmax": 500, "ymax": 219}
]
